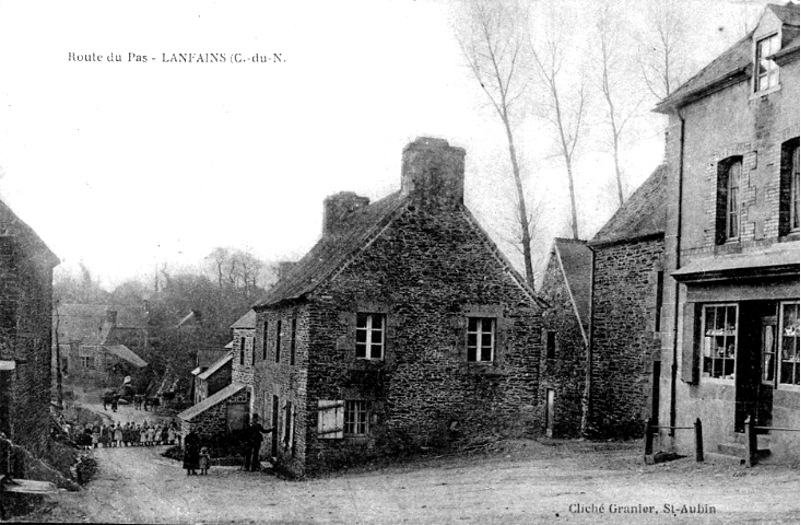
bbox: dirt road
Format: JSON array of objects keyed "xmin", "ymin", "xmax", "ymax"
[{"xmin": 18, "ymin": 438, "xmax": 799, "ymax": 524}]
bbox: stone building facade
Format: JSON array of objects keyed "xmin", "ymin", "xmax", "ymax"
[
  {"xmin": 0, "ymin": 198, "xmax": 59, "ymax": 457},
  {"xmin": 537, "ymin": 238, "xmax": 591, "ymax": 438},
  {"xmin": 586, "ymin": 165, "xmax": 666, "ymax": 438},
  {"xmin": 655, "ymin": 2, "xmax": 799, "ymax": 462},
  {"xmin": 242, "ymin": 137, "xmax": 545, "ymax": 477},
  {"xmin": 179, "ymin": 310, "xmax": 254, "ymax": 438}
]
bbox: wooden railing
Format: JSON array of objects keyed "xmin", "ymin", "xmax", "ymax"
[
  {"xmin": 643, "ymin": 418, "xmax": 704, "ymax": 462},
  {"xmin": 743, "ymin": 416, "xmax": 800, "ymax": 467}
]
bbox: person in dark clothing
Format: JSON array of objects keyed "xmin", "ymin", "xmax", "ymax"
[
  {"xmin": 183, "ymin": 430, "xmax": 201, "ymax": 475},
  {"xmin": 242, "ymin": 415, "xmax": 273, "ymax": 472}
]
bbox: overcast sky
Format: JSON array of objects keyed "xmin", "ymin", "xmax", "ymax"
[{"xmin": 0, "ymin": 0, "xmax": 775, "ymax": 290}]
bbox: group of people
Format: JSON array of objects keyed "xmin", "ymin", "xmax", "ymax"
[
  {"xmin": 75, "ymin": 421, "xmax": 181, "ymax": 450},
  {"xmin": 181, "ymin": 415, "xmax": 273, "ymax": 476}
]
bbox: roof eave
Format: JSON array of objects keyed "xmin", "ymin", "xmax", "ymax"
[
  {"xmin": 588, "ymin": 231, "xmax": 665, "ymax": 250},
  {"xmin": 653, "ymin": 67, "xmax": 750, "ymax": 114}
]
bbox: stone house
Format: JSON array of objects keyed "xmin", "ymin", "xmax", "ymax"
[
  {"xmin": 54, "ymin": 304, "xmax": 149, "ymax": 390},
  {"xmin": 537, "ymin": 238, "xmax": 591, "ymax": 438},
  {"xmin": 585, "ymin": 165, "xmax": 667, "ymax": 438},
  {"xmin": 0, "ymin": 197, "xmax": 59, "ymax": 457},
  {"xmin": 654, "ymin": 2, "xmax": 799, "ymax": 462},
  {"xmin": 178, "ymin": 310, "xmax": 255, "ymax": 439},
  {"xmin": 238, "ymin": 137, "xmax": 545, "ymax": 477},
  {"xmin": 190, "ymin": 347, "xmax": 232, "ymax": 405}
]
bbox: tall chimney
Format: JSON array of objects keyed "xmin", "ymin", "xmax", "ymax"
[
  {"xmin": 401, "ymin": 137, "xmax": 465, "ymax": 209},
  {"xmin": 322, "ymin": 192, "xmax": 370, "ymax": 235}
]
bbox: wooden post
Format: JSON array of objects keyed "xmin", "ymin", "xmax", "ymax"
[
  {"xmin": 694, "ymin": 418, "xmax": 703, "ymax": 462},
  {"xmin": 744, "ymin": 416, "xmax": 756, "ymax": 468},
  {"xmin": 644, "ymin": 418, "xmax": 654, "ymax": 456}
]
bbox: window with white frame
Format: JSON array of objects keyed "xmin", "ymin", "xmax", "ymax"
[
  {"xmin": 755, "ymin": 34, "xmax": 780, "ymax": 92},
  {"xmin": 80, "ymin": 355, "xmax": 94, "ymax": 369},
  {"xmin": 716, "ymin": 157, "xmax": 742, "ymax": 244},
  {"xmin": 467, "ymin": 317, "xmax": 495, "ymax": 362},
  {"xmin": 702, "ymin": 304, "xmax": 737, "ymax": 380},
  {"xmin": 344, "ymin": 400, "xmax": 368, "ymax": 436},
  {"xmin": 780, "ymin": 138, "xmax": 800, "ymax": 236},
  {"xmin": 779, "ymin": 302, "xmax": 800, "ymax": 386},
  {"xmin": 356, "ymin": 313, "xmax": 384, "ymax": 360}
]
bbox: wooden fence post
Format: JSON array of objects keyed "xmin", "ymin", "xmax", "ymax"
[
  {"xmin": 694, "ymin": 418, "xmax": 703, "ymax": 462},
  {"xmin": 644, "ymin": 418, "xmax": 654, "ymax": 456},
  {"xmin": 744, "ymin": 416, "xmax": 756, "ymax": 468}
]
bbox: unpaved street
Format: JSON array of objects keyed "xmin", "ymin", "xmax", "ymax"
[{"xmin": 17, "ymin": 438, "xmax": 799, "ymax": 524}]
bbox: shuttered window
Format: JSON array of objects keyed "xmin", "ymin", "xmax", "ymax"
[{"xmin": 317, "ymin": 400, "xmax": 344, "ymax": 439}]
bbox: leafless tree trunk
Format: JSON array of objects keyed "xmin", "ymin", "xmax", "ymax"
[
  {"xmin": 596, "ymin": 1, "xmax": 640, "ymax": 207},
  {"xmin": 456, "ymin": 0, "xmax": 536, "ymax": 288},
  {"xmin": 639, "ymin": 0, "xmax": 689, "ymax": 100},
  {"xmin": 530, "ymin": 7, "xmax": 587, "ymax": 240}
]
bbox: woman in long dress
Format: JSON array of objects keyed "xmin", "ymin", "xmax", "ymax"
[{"xmin": 183, "ymin": 430, "xmax": 201, "ymax": 475}]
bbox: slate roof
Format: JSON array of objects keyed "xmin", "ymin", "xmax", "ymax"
[
  {"xmin": 197, "ymin": 352, "xmax": 232, "ymax": 381},
  {"xmin": 105, "ymin": 345, "xmax": 148, "ymax": 368},
  {"xmin": 254, "ymin": 189, "xmax": 544, "ymax": 309},
  {"xmin": 55, "ymin": 304, "xmax": 147, "ymax": 345},
  {"xmin": 0, "ymin": 198, "xmax": 59, "ymax": 267},
  {"xmin": 254, "ymin": 191, "xmax": 407, "ymax": 307},
  {"xmin": 590, "ymin": 164, "xmax": 667, "ymax": 246},
  {"xmin": 196, "ymin": 349, "xmax": 227, "ymax": 369},
  {"xmin": 656, "ymin": 2, "xmax": 799, "ymax": 112},
  {"xmin": 553, "ymin": 239, "xmax": 593, "ymax": 331},
  {"xmin": 230, "ymin": 310, "xmax": 256, "ymax": 329},
  {"xmin": 769, "ymin": 1, "xmax": 800, "ymax": 25},
  {"xmin": 177, "ymin": 382, "xmax": 246, "ymax": 421}
]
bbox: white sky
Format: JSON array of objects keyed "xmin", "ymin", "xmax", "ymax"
[{"xmin": 0, "ymin": 0, "xmax": 774, "ymax": 290}]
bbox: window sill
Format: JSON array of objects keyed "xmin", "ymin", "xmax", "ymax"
[
  {"xmin": 750, "ymin": 84, "xmax": 781, "ymax": 100},
  {"xmin": 779, "ymin": 232, "xmax": 800, "ymax": 243},
  {"xmin": 348, "ymin": 360, "xmax": 386, "ymax": 371},
  {"xmin": 464, "ymin": 362, "xmax": 507, "ymax": 376},
  {"xmin": 701, "ymin": 375, "xmax": 736, "ymax": 385},
  {"xmin": 775, "ymin": 384, "xmax": 800, "ymax": 392}
]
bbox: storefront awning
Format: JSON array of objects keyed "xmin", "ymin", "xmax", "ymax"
[{"xmin": 673, "ymin": 244, "xmax": 800, "ymax": 283}]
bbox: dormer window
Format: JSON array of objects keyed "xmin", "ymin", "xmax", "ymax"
[{"xmin": 755, "ymin": 33, "xmax": 780, "ymax": 92}]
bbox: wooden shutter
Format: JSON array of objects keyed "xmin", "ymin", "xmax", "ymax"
[
  {"xmin": 680, "ymin": 303, "xmax": 699, "ymax": 384},
  {"xmin": 317, "ymin": 400, "xmax": 344, "ymax": 439}
]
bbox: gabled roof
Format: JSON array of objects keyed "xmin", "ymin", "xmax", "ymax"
[
  {"xmin": 0, "ymin": 198, "xmax": 59, "ymax": 267},
  {"xmin": 177, "ymin": 382, "xmax": 246, "ymax": 421},
  {"xmin": 104, "ymin": 345, "xmax": 147, "ymax": 368},
  {"xmin": 552, "ymin": 238, "xmax": 592, "ymax": 333},
  {"xmin": 655, "ymin": 2, "xmax": 799, "ymax": 113},
  {"xmin": 197, "ymin": 352, "xmax": 232, "ymax": 381},
  {"xmin": 230, "ymin": 310, "xmax": 256, "ymax": 329},
  {"xmin": 769, "ymin": 1, "xmax": 800, "ymax": 26},
  {"xmin": 196, "ymin": 349, "xmax": 227, "ymax": 369},
  {"xmin": 254, "ymin": 192, "xmax": 407, "ymax": 307},
  {"xmin": 254, "ymin": 190, "xmax": 545, "ymax": 310},
  {"xmin": 55, "ymin": 304, "xmax": 147, "ymax": 345},
  {"xmin": 590, "ymin": 164, "xmax": 667, "ymax": 247}
]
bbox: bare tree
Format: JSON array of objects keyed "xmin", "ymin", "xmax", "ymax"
[
  {"xmin": 639, "ymin": 0, "xmax": 689, "ymax": 100},
  {"xmin": 530, "ymin": 3, "xmax": 588, "ymax": 240},
  {"xmin": 456, "ymin": 0, "xmax": 537, "ymax": 288},
  {"xmin": 596, "ymin": 1, "xmax": 642, "ymax": 206}
]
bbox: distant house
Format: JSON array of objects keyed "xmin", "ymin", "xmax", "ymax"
[
  {"xmin": 54, "ymin": 304, "xmax": 149, "ymax": 390},
  {"xmin": 232, "ymin": 137, "xmax": 545, "ymax": 477},
  {"xmin": 179, "ymin": 310, "xmax": 255, "ymax": 438},
  {"xmin": 0, "ymin": 197, "xmax": 59, "ymax": 457},
  {"xmin": 654, "ymin": 2, "xmax": 799, "ymax": 463},
  {"xmin": 190, "ymin": 347, "xmax": 230, "ymax": 404},
  {"xmin": 537, "ymin": 238, "xmax": 592, "ymax": 438},
  {"xmin": 586, "ymin": 165, "xmax": 666, "ymax": 438}
]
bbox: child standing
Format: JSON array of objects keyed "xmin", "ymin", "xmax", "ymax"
[{"xmin": 199, "ymin": 446, "xmax": 211, "ymax": 475}]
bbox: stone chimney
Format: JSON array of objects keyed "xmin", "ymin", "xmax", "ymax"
[
  {"xmin": 106, "ymin": 310, "xmax": 118, "ymax": 326},
  {"xmin": 401, "ymin": 137, "xmax": 465, "ymax": 209},
  {"xmin": 322, "ymin": 191, "xmax": 370, "ymax": 235}
]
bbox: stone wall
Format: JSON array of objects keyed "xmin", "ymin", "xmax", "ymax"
[
  {"xmin": 589, "ymin": 237, "xmax": 664, "ymax": 438},
  {"xmin": 0, "ymin": 219, "xmax": 57, "ymax": 457},
  {"xmin": 288, "ymin": 205, "xmax": 542, "ymax": 476},
  {"xmin": 538, "ymin": 252, "xmax": 586, "ymax": 438},
  {"xmin": 180, "ymin": 389, "xmax": 249, "ymax": 442}
]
